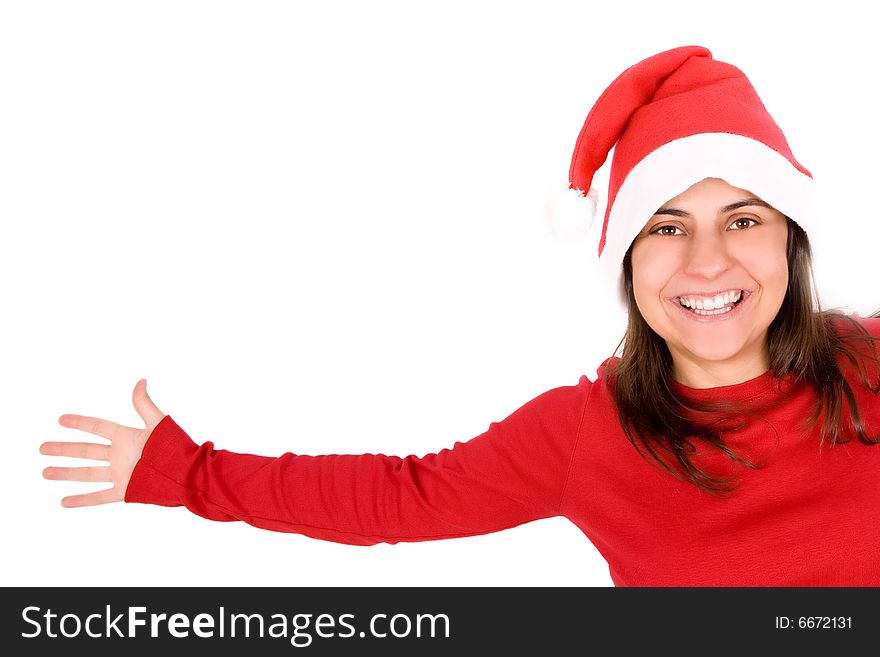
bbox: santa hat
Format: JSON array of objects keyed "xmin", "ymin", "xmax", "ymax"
[{"xmin": 547, "ymin": 45, "xmax": 816, "ymax": 308}]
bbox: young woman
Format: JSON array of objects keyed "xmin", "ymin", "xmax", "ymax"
[{"xmin": 40, "ymin": 45, "xmax": 880, "ymax": 586}]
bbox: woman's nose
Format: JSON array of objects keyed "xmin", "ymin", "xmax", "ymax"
[{"xmin": 682, "ymin": 231, "xmax": 732, "ymax": 279}]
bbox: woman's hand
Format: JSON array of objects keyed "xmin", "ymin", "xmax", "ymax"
[{"xmin": 40, "ymin": 379, "xmax": 166, "ymax": 507}]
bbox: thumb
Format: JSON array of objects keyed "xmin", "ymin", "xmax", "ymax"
[{"xmin": 132, "ymin": 378, "xmax": 166, "ymax": 428}]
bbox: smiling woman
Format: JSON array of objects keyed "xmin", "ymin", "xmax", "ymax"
[
  {"xmin": 610, "ymin": 174, "xmax": 880, "ymax": 495},
  {"xmin": 40, "ymin": 45, "xmax": 880, "ymax": 586}
]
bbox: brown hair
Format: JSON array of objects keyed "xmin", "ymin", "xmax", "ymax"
[{"xmin": 605, "ymin": 216, "xmax": 880, "ymax": 496}]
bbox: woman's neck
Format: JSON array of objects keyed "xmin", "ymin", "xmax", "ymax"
[{"xmin": 670, "ymin": 347, "xmax": 771, "ymax": 389}]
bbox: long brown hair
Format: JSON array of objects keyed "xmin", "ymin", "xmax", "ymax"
[{"xmin": 605, "ymin": 216, "xmax": 880, "ymax": 496}]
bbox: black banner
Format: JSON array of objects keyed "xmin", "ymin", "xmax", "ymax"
[{"xmin": 2, "ymin": 587, "xmax": 876, "ymax": 654}]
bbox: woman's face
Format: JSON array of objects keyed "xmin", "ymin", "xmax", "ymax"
[{"xmin": 629, "ymin": 177, "xmax": 789, "ymax": 383}]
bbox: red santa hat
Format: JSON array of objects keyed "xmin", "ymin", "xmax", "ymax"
[{"xmin": 548, "ymin": 45, "xmax": 816, "ymax": 307}]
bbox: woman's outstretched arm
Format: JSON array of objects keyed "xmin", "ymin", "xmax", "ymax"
[{"xmin": 41, "ymin": 377, "xmax": 591, "ymax": 545}]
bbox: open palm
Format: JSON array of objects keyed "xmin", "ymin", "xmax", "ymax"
[{"xmin": 40, "ymin": 379, "xmax": 166, "ymax": 507}]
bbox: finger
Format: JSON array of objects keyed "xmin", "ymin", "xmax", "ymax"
[
  {"xmin": 58, "ymin": 414, "xmax": 126, "ymax": 443},
  {"xmin": 132, "ymin": 379, "xmax": 165, "ymax": 427},
  {"xmin": 61, "ymin": 487, "xmax": 120, "ymax": 508},
  {"xmin": 39, "ymin": 442, "xmax": 110, "ymax": 461},
  {"xmin": 43, "ymin": 466, "xmax": 112, "ymax": 483}
]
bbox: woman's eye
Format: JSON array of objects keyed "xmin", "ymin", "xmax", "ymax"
[
  {"xmin": 649, "ymin": 225, "xmax": 682, "ymax": 236},
  {"xmin": 729, "ymin": 217, "xmax": 758, "ymax": 230}
]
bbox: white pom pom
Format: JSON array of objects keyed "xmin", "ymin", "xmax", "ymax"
[{"xmin": 544, "ymin": 187, "xmax": 598, "ymax": 239}]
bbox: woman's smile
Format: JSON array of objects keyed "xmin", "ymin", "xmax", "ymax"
[{"xmin": 669, "ymin": 289, "xmax": 753, "ymax": 322}]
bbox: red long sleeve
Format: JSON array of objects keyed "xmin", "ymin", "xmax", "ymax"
[
  {"xmin": 125, "ymin": 316, "xmax": 880, "ymax": 585},
  {"xmin": 124, "ymin": 377, "xmax": 591, "ymax": 545}
]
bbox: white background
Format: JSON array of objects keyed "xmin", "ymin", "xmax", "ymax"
[{"xmin": 3, "ymin": 0, "xmax": 878, "ymax": 587}]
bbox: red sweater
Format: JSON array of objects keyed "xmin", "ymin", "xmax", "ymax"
[{"xmin": 125, "ymin": 316, "xmax": 880, "ymax": 586}]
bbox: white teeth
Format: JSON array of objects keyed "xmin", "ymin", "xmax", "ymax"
[
  {"xmin": 678, "ymin": 290, "xmax": 743, "ymax": 312},
  {"xmin": 692, "ymin": 306, "xmax": 734, "ymax": 316}
]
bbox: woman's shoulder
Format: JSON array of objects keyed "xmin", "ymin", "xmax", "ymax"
[
  {"xmin": 855, "ymin": 313, "xmax": 880, "ymax": 338},
  {"xmin": 582, "ymin": 356, "xmax": 621, "ymax": 384},
  {"xmin": 826, "ymin": 311, "xmax": 880, "ymax": 386},
  {"xmin": 827, "ymin": 310, "xmax": 880, "ymax": 339}
]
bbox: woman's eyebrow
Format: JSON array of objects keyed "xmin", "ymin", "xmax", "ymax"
[{"xmin": 653, "ymin": 197, "xmax": 773, "ymax": 218}]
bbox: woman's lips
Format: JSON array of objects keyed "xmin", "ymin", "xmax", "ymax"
[{"xmin": 670, "ymin": 290, "xmax": 752, "ymax": 322}]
